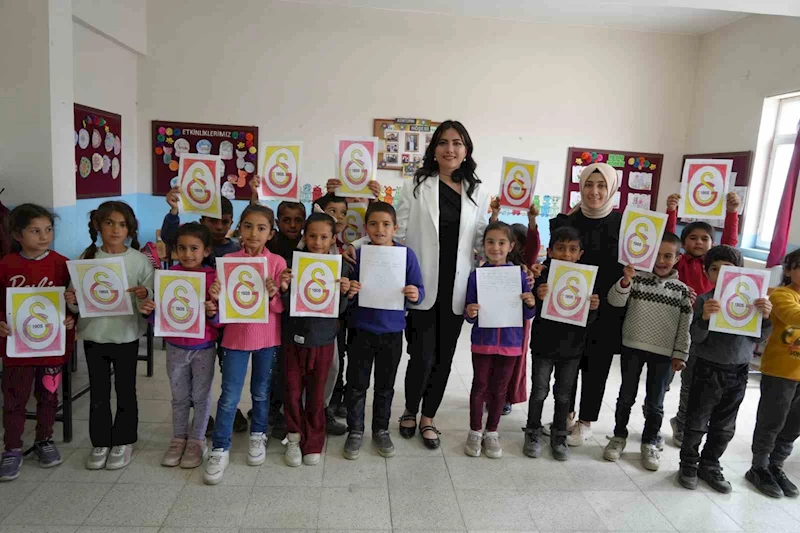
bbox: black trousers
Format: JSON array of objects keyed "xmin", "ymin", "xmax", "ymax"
[
  {"xmin": 680, "ymin": 358, "xmax": 747, "ymax": 471},
  {"xmin": 527, "ymin": 357, "xmax": 582, "ymax": 442},
  {"xmin": 569, "ymin": 311, "xmax": 622, "ymax": 422},
  {"xmin": 405, "ymin": 303, "xmax": 464, "ymax": 418},
  {"xmin": 332, "ymin": 326, "xmax": 352, "ymax": 407},
  {"xmin": 346, "ymin": 330, "xmax": 403, "ymax": 432},
  {"xmin": 752, "ymin": 374, "xmax": 800, "ymax": 468},
  {"xmin": 613, "ymin": 348, "xmax": 672, "ymax": 444},
  {"xmin": 85, "ymin": 340, "xmax": 139, "ymax": 447}
]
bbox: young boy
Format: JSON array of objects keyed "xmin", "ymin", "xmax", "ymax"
[
  {"xmin": 343, "ymin": 202, "xmax": 424, "ymax": 459},
  {"xmin": 604, "ymin": 232, "xmax": 692, "ymax": 471},
  {"xmin": 678, "ymin": 245, "xmax": 772, "ymax": 493},
  {"xmin": 523, "ymin": 227, "xmax": 599, "ymax": 461}
]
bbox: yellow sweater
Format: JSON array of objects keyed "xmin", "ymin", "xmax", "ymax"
[{"xmin": 761, "ymin": 286, "xmax": 800, "ymax": 382}]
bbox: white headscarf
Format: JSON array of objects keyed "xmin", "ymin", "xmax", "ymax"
[{"xmin": 578, "ymin": 163, "xmax": 620, "ymax": 219}]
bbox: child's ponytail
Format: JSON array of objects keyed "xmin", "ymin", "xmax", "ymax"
[
  {"xmin": 80, "ymin": 200, "xmax": 140, "ymax": 259},
  {"xmin": 82, "ymin": 210, "xmax": 100, "ymax": 260}
]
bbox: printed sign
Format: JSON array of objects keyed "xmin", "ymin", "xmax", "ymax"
[
  {"xmin": 178, "ymin": 153, "xmax": 223, "ymax": 219},
  {"xmin": 678, "ymin": 159, "xmax": 732, "ymax": 221},
  {"xmin": 5, "ymin": 287, "xmax": 66, "ymax": 358},
  {"xmin": 154, "ymin": 270, "xmax": 206, "ymax": 338},
  {"xmin": 498, "ymin": 157, "xmax": 538, "ymax": 208},
  {"xmin": 290, "ymin": 252, "xmax": 342, "ymax": 318},
  {"xmin": 258, "ymin": 142, "xmax": 302, "ymax": 201},
  {"xmin": 710, "ymin": 266, "xmax": 769, "ymax": 338},
  {"xmin": 335, "ymin": 136, "xmax": 378, "ymax": 198},
  {"xmin": 216, "ymin": 257, "xmax": 268, "ymax": 324},
  {"xmin": 541, "ymin": 260, "xmax": 598, "ymax": 327},
  {"xmin": 618, "ymin": 207, "xmax": 669, "ymax": 273},
  {"xmin": 67, "ymin": 258, "xmax": 133, "ymax": 317},
  {"xmin": 338, "ymin": 203, "xmax": 368, "ymax": 246}
]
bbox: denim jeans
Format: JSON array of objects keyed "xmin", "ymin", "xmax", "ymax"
[
  {"xmin": 527, "ymin": 357, "xmax": 581, "ymax": 441},
  {"xmin": 751, "ymin": 374, "xmax": 800, "ymax": 468},
  {"xmin": 613, "ymin": 348, "xmax": 673, "ymax": 444},
  {"xmin": 212, "ymin": 347, "xmax": 276, "ymax": 450}
]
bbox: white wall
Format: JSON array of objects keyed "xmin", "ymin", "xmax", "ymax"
[
  {"xmin": 72, "ymin": 0, "xmax": 147, "ymax": 55},
  {"xmin": 138, "ymin": 0, "xmax": 699, "ymax": 209}
]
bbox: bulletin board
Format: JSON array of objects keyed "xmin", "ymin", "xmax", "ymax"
[
  {"xmin": 151, "ymin": 120, "xmax": 259, "ymax": 200},
  {"xmin": 680, "ymin": 151, "xmax": 752, "ymax": 230},
  {"xmin": 561, "ymin": 147, "xmax": 664, "ymax": 213},
  {"xmin": 374, "ymin": 118, "xmax": 440, "ymax": 178},
  {"xmin": 74, "ymin": 104, "xmax": 122, "ymax": 199}
]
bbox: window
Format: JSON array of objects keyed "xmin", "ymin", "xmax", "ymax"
[{"xmin": 756, "ymin": 94, "xmax": 800, "ymax": 248}]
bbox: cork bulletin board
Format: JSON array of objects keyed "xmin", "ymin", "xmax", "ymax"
[
  {"xmin": 74, "ymin": 104, "xmax": 122, "ymax": 199},
  {"xmin": 374, "ymin": 118, "xmax": 440, "ymax": 178}
]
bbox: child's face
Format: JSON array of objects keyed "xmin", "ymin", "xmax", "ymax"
[
  {"xmin": 365, "ymin": 212, "xmax": 397, "ymax": 246},
  {"xmin": 15, "ymin": 216, "xmax": 54, "ymax": 256},
  {"xmin": 705, "ymin": 260, "xmax": 735, "ymax": 286},
  {"xmin": 99, "ymin": 210, "xmax": 129, "ymax": 249},
  {"xmin": 324, "ymin": 202, "xmax": 348, "ymax": 235},
  {"xmin": 484, "ymin": 229, "xmax": 513, "ymax": 264},
  {"xmin": 277, "ymin": 207, "xmax": 305, "ymax": 241},
  {"xmin": 176, "ymin": 235, "xmax": 211, "ymax": 270},
  {"xmin": 239, "ymin": 213, "xmax": 273, "ymax": 253},
  {"xmin": 683, "ymin": 229, "xmax": 713, "ymax": 258},
  {"xmin": 304, "ymin": 221, "xmax": 335, "ymax": 254},
  {"xmin": 201, "ymin": 214, "xmax": 233, "ymax": 245},
  {"xmin": 654, "ymin": 241, "xmax": 680, "ymax": 278},
  {"xmin": 548, "ymin": 240, "xmax": 583, "ymax": 263}
]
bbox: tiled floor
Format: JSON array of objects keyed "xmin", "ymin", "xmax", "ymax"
[{"xmin": 2, "ymin": 326, "xmax": 800, "ymax": 532}]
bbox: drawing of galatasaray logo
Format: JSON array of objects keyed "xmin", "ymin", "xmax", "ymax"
[
  {"xmin": 167, "ymin": 285, "xmax": 194, "ymax": 324},
  {"xmin": 233, "ymin": 271, "xmax": 259, "ymax": 309},
  {"xmin": 22, "ymin": 302, "xmax": 53, "ymax": 342},
  {"xmin": 303, "ymin": 268, "xmax": 330, "ymax": 304},
  {"xmin": 90, "ymin": 271, "xmax": 119, "ymax": 304}
]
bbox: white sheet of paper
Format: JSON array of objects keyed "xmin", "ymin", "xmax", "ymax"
[
  {"xmin": 358, "ymin": 245, "xmax": 406, "ymax": 311},
  {"xmin": 476, "ymin": 266, "xmax": 523, "ymax": 328},
  {"xmin": 571, "ymin": 165, "xmax": 584, "ymax": 183}
]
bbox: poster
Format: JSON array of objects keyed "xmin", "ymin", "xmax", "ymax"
[
  {"xmin": 290, "ymin": 252, "xmax": 342, "ymax": 318},
  {"xmin": 216, "ymin": 257, "xmax": 268, "ymax": 324},
  {"xmin": 498, "ymin": 157, "xmax": 538, "ymax": 209},
  {"xmin": 338, "ymin": 203, "xmax": 368, "ymax": 246},
  {"xmin": 374, "ymin": 118, "xmax": 439, "ymax": 171},
  {"xmin": 710, "ymin": 266, "xmax": 769, "ymax": 338},
  {"xmin": 358, "ymin": 245, "xmax": 406, "ymax": 311},
  {"xmin": 67, "ymin": 258, "xmax": 133, "ymax": 317},
  {"xmin": 541, "ymin": 260, "xmax": 598, "ymax": 327},
  {"xmin": 178, "ymin": 153, "xmax": 223, "ymax": 219},
  {"xmin": 335, "ymin": 136, "xmax": 378, "ymax": 198},
  {"xmin": 678, "ymin": 159, "xmax": 732, "ymax": 221},
  {"xmin": 618, "ymin": 207, "xmax": 669, "ymax": 272},
  {"xmin": 154, "ymin": 270, "xmax": 206, "ymax": 339},
  {"xmin": 74, "ymin": 104, "xmax": 122, "ymax": 199},
  {"xmin": 476, "ymin": 266, "xmax": 523, "ymax": 328},
  {"xmin": 5, "ymin": 287, "xmax": 66, "ymax": 358},
  {"xmin": 258, "ymin": 142, "xmax": 302, "ymax": 201}
]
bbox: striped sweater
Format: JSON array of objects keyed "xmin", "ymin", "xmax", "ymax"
[{"xmin": 607, "ymin": 270, "xmax": 692, "ymax": 361}]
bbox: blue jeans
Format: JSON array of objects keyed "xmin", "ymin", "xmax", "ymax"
[{"xmin": 212, "ymin": 347, "xmax": 276, "ymax": 450}]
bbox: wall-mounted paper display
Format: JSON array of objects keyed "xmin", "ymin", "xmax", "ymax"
[
  {"xmin": 498, "ymin": 157, "xmax": 538, "ymax": 209},
  {"xmin": 678, "ymin": 159, "xmax": 732, "ymax": 222},
  {"xmin": 5, "ymin": 288, "xmax": 66, "ymax": 358},
  {"xmin": 290, "ymin": 252, "xmax": 342, "ymax": 318},
  {"xmin": 154, "ymin": 270, "xmax": 206, "ymax": 339},
  {"xmin": 178, "ymin": 153, "xmax": 223, "ymax": 219},
  {"xmin": 618, "ymin": 207, "xmax": 669, "ymax": 273},
  {"xmin": 67, "ymin": 258, "xmax": 133, "ymax": 318},
  {"xmin": 335, "ymin": 137, "xmax": 378, "ymax": 198},
  {"xmin": 709, "ymin": 266, "xmax": 769, "ymax": 338},
  {"xmin": 258, "ymin": 142, "xmax": 302, "ymax": 201},
  {"xmin": 216, "ymin": 257, "xmax": 268, "ymax": 324},
  {"xmin": 541, "ymin": 260, "xmax": 598, "ymax": 327}
]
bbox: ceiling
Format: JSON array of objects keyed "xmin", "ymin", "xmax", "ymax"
[{"xmin": 282, "ymin": 0, "xmax": 800, "ymax": 34}]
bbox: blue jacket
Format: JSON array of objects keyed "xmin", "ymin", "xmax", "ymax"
[{"xmin": 464, "ymin": 263, "xmax": 536, "ymax": 356}]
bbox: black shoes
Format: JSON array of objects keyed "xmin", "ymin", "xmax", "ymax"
[
  {"xmin": 325, "ymin": 407, "xmax": 347, "ymax": 436},
  {"xmin": 398, "ymin": 414, "xmax": 416, "ymax": 439},
  {"xmin": 419, "ymin": 425, "xmax": 441, "ymax": 449},
  {"xmin": 698, "ymin": 468, "xmax": 731, "ymax": 494},
  {"xmin": 206, "ymin": 416, "xmax": 215, "ymax": 437},
  {"xmin": 746, "ymin": 466, "xmax": 783, "ymax": 498},
  {"xmin": 678, "ymin": 465, "xmax": 698, "ymax": 490},
  {"xmin": 233, "ymin": 409, "xmax": 248, "ymax": 433},
  {"xmin": 770, "ymin": 464, "xmax": 800, "ymax": 497},
  {"xmin": 372, "ymin": 429, "xmax": 396, "ymax": 457}
]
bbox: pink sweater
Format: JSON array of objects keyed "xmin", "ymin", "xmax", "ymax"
[{"xmin": 220, "ymin": 248, "xmax": 287, "ymax": 351}]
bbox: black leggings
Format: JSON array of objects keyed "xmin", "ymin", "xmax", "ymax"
[{"xmin": 569, "ymin": 312, "xmax": 622, "ymax": 422}]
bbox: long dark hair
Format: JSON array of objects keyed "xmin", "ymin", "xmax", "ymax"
[
  {"xmin": 9, "ymin": 204, "xmax": 57, "ymax": 253},
  {"xmin": 414, "ymin": 120, "xmax": 480, "ymax": 204},
  {"xmin": 82, "ymin": 201, "xmax": 140, "ymax": 259},
  {"xmin": 782, "ymin": 249, "xmax": 800, "ymax": 286}
]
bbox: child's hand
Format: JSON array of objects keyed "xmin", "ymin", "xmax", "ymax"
[
  {"xmin": 166, "ymin": 187, "xmax": 180, "ymax": 215},
  {"xmin": 326, "ymin": 178, "xmax": 342, "ymax": 195},
  {"xmin": 521, "ymin": 292, "xmax": 535, "ymax": 308},
  {"xmin": 64, "ymin": 316, "xmax": 75, "ymax": 330},
  {"xmin": 128, "ymin": 286, "xmax": 148, "ymax": 300},
  {"xmin": 755, "ymin": 297, "xmax": 772, "ymax": 318},
  {"xmin": 279, "ymin": 268, "xmax": 292, "ymax": 292},
  {"xmin": 666, "ymin": 193, "xmax": 680, "ymax": 212},
  {"xmin": 522, "ymin": 265, "xmax": 535, "ymax": 288},
  {"xmin": 621, "ymin": 264, "xmax": 636, "ymax": 287},
  {"xmin": 530, "ymin": 263, "xmax": 545, "ymax": 279},
  {"xmin": 139, "ymin": 299, "xmax": 156, "ymax": 316},
  {"xmin": 342, "ymin": 246, "xmax": 357, "ymax": 265},
  {"xmin": 589, "ymin": 294, "xmax": 600, "ymax": 310},
  {"xmin": 209, "ymin": 279, "xmax": 221, "ymax": 301},
  {"xmin": 250, "ymin": 175, "xmax": 261, "ymax": 195},
  {"xmin": 702, "ymin": 298, "xmax": 721, "ymax": 320},
  {"xmin": 265, "ymin": 277, "xmax": 278, "ymax": 298},
  {"xmin": 403, "ymin": 285, "xmax": 419, "ymax": 303},
  {"xmin": 490, "ymin": 196, "xmax": 500, "ymax": 222},
  {"xmin": 466, "ymin": 303, "xmax": 480, "ymax": 319},
  {"xmin": 672, "ymin": 358, "xmax": 686, "ymax": 372},
  {"xmin": 527, "ymin": 203, "xmax": 540, "ymax": 228},
  {"xmin": 0, "ymin": 321, "xmax": 10, "ymax": 337},
  {"xmin": 726, "ymin": 191, "xmax": 741, "ymax": 213},
  {"xmin": 368, "ymin": 180, "xmax": 382, "ymax": 198},
  {"xmin": 64, "ymin": 288, "xmax": 77, "ymax": 306},
  {"xmin": 537, "ymin": 283, "xmax": 549, "ymax": 301},
  {"xmin": 205, "ymin": 300, "xmax": 217, "ymax": 317},
  {"xmin": 339, "ymin": 278, "xmax": 351, "ymax": 295},
  {"xmin": 348, "ymin": 280, "xmax": 361, "ymax": 299},
  {"xmin": 689, "ymin": 287, "xmax": 697, "ymax": 307}
]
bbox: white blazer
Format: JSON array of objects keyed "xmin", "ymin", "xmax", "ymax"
[{"xmin": 395, "ymin": 176, "xmax": 490, "ymax": 314}]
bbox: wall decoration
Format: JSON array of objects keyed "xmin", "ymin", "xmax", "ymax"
[
  {"xmin": 152, "ymin": 120, "xmax": 258, "ymax": 200},
  {"xmin": 74, "ymin": 104, "xmax": 122, "ymax": 199},
  {"xmin": 373, "ymin": 118, "xmax": 441, "ymax": 173}
]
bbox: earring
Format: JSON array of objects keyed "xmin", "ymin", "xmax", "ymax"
[{"xmin": 433, "ymin": 157, "xmax": 437, "ymax": 161}]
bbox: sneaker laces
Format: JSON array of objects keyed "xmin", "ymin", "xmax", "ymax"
[
  {"xmin": 1, "ymin": 452, "xmax": 20, "ymax": 467},
  {"xmin": 37, "ymin": 440, "xmax": 57, "ymax": 455},
  {"xmin": 607, "ymin": 437, "xmax": 625, "ymax": 450},
  {"xmin": 704, "ymin": 469, "xmax": 725, "ymax": 481},
  {"xmin": 249, "ymin": 434, "xmax": 266, "ymax": 452},
  {"xmin": 110, "ymin": 445, "xmax": 126, "ymax": 456},
  {"xmin": 643, "ymin": 446, "xmax": 659, "ymax": 459},
  {"xmin": 208, "ymin": 450, "xmax": 224, "ymax": 466},
  {"xmin": 92, "ymin": 446, "xmax": 110, "ymax": 456},
  {"xmin": 771, "ymin": 466, "xmax": 789, "ymax": 482}
]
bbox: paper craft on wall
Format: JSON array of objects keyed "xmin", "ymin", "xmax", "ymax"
[
  {"xmin": 154, "ymin": 270, "xmax": 206, "ymax": 339},
  {"xmin": 358, "ymin": 245, "xmax": 406, "ymax": 311},
  {"xmin": 335, "ymin": 137, "xmax": 378, "ymax": 198},
  {"xmin": 216, "ymin": 257, "xmax": 268, "ymax": 324},
  {"xmin": 541, "ymin": 260, "xmax": 598, "ymax": 327},
  {"xmin": 258, "ymin": 142, "xmax": 302, "ymax": 201},
  {"xmin": 290, "ymin": 252, "xmax": 342, "ymax": 318},
  {"xmin": 710, "ymin": 266, "xmax": 769, "ymax": 338},
  {"xmin": 5, "ymin": 287, "xmax": 66, "ymax": 358},
  {"xmin": 374, "ymin": 118, "xmax": 440, "ymax": 175},
  {"xmin": 74, "ymin": 104, "xmax": 122, "ymax": 199},
  {"xmin": 678, "ymin": 159, "xmax": 732, "ymax": 221},
  {"xmin": 338, "ymin": 203, "xmax": 368, "ymax": 246},
  {"xmin": 178, "ymin": 153, "xmax": 223, "ymax": 219},
  {"xmin": 67, "ymin": 258, "xmax": 133, "ymax": 318},
  {"xmin": 498, "ymin": 157, "xmax": 538, "ymax": 209},
  {"xmin": 618, "ymin": 207, "xmax": 669, "ymax": 272}
]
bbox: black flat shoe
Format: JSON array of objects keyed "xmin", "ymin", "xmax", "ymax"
[
  {"xmin": 420, "ymin": 425, "xmax": 441, "ymax": 449},
  {"xmin": 398, "ymin": 414, "xmax": 416, "ymax": 439}
]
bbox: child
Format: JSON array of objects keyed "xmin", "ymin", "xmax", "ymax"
[
  {"xmin": 0, "ymin": 205, "xmax": 76, "ymax": 480},
  {"xmin": 603, "ymin": 232, "xmax": 691, "ymax": 471},
  {"xmin": 678, "ymin": 245, "xmax": 772, "ymax": 492},
  {"xmin": 746, "ymin": 249, "xmax": 800, "ymax": 499},
  {"xmin": 523, "ymin": 227, "xmax": 599, "ymax": 461},
  {"xmin": 343, "ymin": 202, "xmax": 424, "ymax": 459},
  {"xmin": 66, "ymin": 201, "xmax": 154, "ymax": 471},
  {"xmin": 464, "ymin": 222, "xmax": 537, "ymax": 458},
  {"xmin": 139, "ymin": 223, "xmax": 221, "ymax": 469},
  {"xmin": 280, "ymin": 213, "xmax": 353, "ymax": 466},
  {"xmin": 204, "ymin": 205, "xmax": 286, "ymax": 485}
]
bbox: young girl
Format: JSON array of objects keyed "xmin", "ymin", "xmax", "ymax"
[
  {"xmin": 280, "ymin": 213, "xmax": 354, "ymax": 467},
  {"xmin": 0, "ymin": 204, "xmax": 75, "ymax": 480},
  {"xmin": 747, "ymin": 249, "xmax": 800, "ymax": 498},
  {"xmin": 139, "ymin": 223, "xmax": 220, "ymax": 469},
  {"xmin": 204, "ymin": 205, "xmax": 286, "ymax": 485},
  {"xmin": 65, "ymin": 201, "xmax": 154, "ymax": 471},
  {"xmin": 464, "ymin": 222, "xmax": 536, "ymax": 458}
]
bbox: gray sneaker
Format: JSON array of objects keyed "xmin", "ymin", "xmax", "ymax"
[
  {"xmin": 464, "ymin": 430, "xmax": 482, "ymax": 457},
  {"xmin": 86, "ymin": 447, "xmax": 110, "ymax": 470},
  {"xmin": 483, "ymin": 431, "xmax": 502, "ymax": 459},
  {"xmin": 522, "ymin": 427, "xmax": 542, "ymax": 458},
  {"xmin": 603, "ymin": 436, "xmax": 627, "ymax": 462},
  {"xmin": 31, "ymin": 440, "xmax": 62, "ymax": 468},
  {"xmin": 105, "ymin": 445, "xmax": 132, "ymax": 470},
  {"xmin": 344, "ymin": 431, "xmax": 363, "ymax": 460},
  {"xmin": 0, "ymin": 451, "xmax": 23, "ymax": 481},
  {"xmin": 551, "ymin": 440, "xmax": 569, "ymax": 461},
  {"xmin": 641, "ymin": 443, "xmax": 660, "ymax": 471},
  {"xmin": 372, "ymin": 430, "xmax": 395, "ymax": 458}
]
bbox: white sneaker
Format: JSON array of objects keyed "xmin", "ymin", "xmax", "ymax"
[
  {"xmin": 203, "ymin": 448, "xmax": 229, "ymax": 484},
  {"xmin": 483, "ymin": 431, "xmax": 503, "ymax": 459},
  {"xmin": 603, "ymin": 436, "xmax": 627, "ymax": 462},
  {"xmin": 567, "ymin": 422, "xmax": 592, "ymax": 447},
  {"xmin": 105, "ymin": 445, "xmax": 132, "ymax": 470},
  {"xmin": 464, "ymin": 430, "xmax": 482, "ymax": 457},
  {"xmin": 284, "ymin": 432, "xmax": 302, "ymax": 467},
  {"xmin": 247, "ymin": 432, "xmax": 268, "ymax": 466},
  {"xmin": 641, "ymin": 443, "xmax": 660, "ymax": 471},
  {"xmin": 86, "ymin": 447, "xmax": 110, "ymax": 470},
  {"xmin": 303, "ymin": 453, "xmax": 321, "ymax": 466}
]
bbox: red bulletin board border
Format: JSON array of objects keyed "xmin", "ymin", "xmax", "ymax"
[
  {"xmin": 681, "ymin": 151, "xmax": 752, "ymax": 230},
  {"xmin": 74, "ymin": 104, "xmax": 122, "ymax": 199},
  {"xmin": 151, "ymin": 120, "xmax": 258, "ymax": 200},
  {"xmin": 562, "ymin": 147, "xmax": 663, "ymax": 214}
]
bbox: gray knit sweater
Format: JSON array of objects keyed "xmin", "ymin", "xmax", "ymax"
[{"xmin": 607, "ymin": 270, "xmax": 693, "ymax": 361}]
